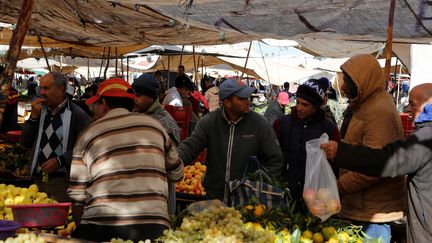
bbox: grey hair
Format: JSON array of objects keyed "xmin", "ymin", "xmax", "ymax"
[{"xmin": 48, "ymin": 72, "xmax": 67, "ymax": 90}]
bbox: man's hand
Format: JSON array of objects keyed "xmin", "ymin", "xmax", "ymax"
[
  {"xmin": 320, "ymin": 141, "xmax": 339, "ymax": 160},
  {"xmin": 41, "ymin": 157, "xmax": 60, "ymax": 173},
  {"xmin": 30, "ymin": 98, "xmax": 46, "ymax": 119}
]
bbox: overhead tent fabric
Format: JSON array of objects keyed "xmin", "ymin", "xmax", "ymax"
[
  {"xmin": 133, "ymin": 45, "xmax": 262, "ymax": 78},
  {"xmin": 0, "ymin": 28, "xmax": 150, "ymax": 59},
  {"xmin": 0, "ymin": 1, "xmax": 254, "ymax": 47},
  {"xmin": 295, "ymin": 38, "xmax": 386, "ymax": 59},
  {"xmin": 219, "ymin": 54, "xmax": 334, "ymax": 86},
  {"xmin": 0, "ymin": 0, "xmax": 431, "ymax": 50},
  {"xmin": 150, "ymin": 55, "xmax": 262, "ymax": 79}
]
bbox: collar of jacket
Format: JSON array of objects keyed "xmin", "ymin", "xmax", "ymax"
[
  {"xmin": 146, "ymin": 99, "xmax": 162, "ymax": 114},
  {"xmin": 221, "ymin": 106, "xmax": 244, "ymax": 125},
  {"xmin": 416, "ymin": 121, "xmax": 432, "ymax": 130},
  {"xmin": 291, "ymin": 106, "xmax": 326, "ymax": 125},
  {"xmin": 48, "ymin": 97, "xmax": 68, "ymax": 115}
]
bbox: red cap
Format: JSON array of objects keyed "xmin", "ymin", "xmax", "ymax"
[
  {"xmin": 86, "ymin": 78, "xmax": 135, "ymax": 105},
  {"xmin": 277, "ymin": 92, "xmax": 290, "ymax": 105}
]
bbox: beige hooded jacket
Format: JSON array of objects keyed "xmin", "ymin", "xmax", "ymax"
[{"xmin": 338, "ymin": 54, "xmax": 406, "ymax": 223}]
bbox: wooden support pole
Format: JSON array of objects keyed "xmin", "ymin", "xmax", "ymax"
[
  {"xmin": 59, "ymin": 56, "xmax": 63, "ymax": 73},
  {"xmin": 0, "ymin": 0, "xmax": 35, "ymax": 86},
  {"xmin": 104, "ymin": 47, "xmax": 111, "ymax": 80},
  {"xmin": 384, "ymin": 0, "xmax": 396, "ymax": 88},
  {"xmin": 87, "ymin": 58, "xmax": 90, "ymax": 82},
  {"xmin": 126, "ymin": 57, "xmax": 129, "ymax": 83},
  {"xmin": 241, "ymin": 41, "xmax": 253, "ymax": 79},
  {"xmin": 38, "ymin": 36, "xmax": 51, "ymax": 72},
  {"xmin": 167, "ymin": 56, "xmax": 171, "ymax": 89},
  {"xmin": 179, "ymin": 45, "xmax": 185, "ymax": 65},
  {"xmin": 115, "ymin": 47, "xmax": 118, "ymax": 77},
  {"xmin": 121, "ymin": 57, "xmax": 124, "ymax": 78},
  {"xmin": 98, "ymin": 47, "xmax": 106, "ymax": 78},
  {"xmin": 393, "ymin": 58, "xmax": 398, "ymax": 81},
  {"xmin": 193, "ymin": 46, "xmax": 198, "ymax": 86},
  {"xmin": 201, "ymin": 57, "xmax": 204, "ymax": 78}
]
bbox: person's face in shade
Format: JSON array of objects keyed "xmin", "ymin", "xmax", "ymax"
[{"xmin": 341, "ymin": 72, "xmax": 358, "ymax": 100}]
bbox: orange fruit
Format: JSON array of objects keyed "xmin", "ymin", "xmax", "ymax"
[
  {"xmin": 302, "ymin": 229, "xmax": 313, "ymax": 239},
  {"xmin": 313, "ymin": 232, "xmax": 324, "ymax": 243},
  {"xmin": 253, "ymin": 204, "xmax": 266, "ymax": 217}
]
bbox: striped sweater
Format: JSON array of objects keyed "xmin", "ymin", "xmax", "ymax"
[{"xmin": 68, "ymin": 108, "xmax": 183, "ymax": 227}]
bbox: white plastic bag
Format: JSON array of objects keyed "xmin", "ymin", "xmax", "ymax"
[{"xmin": 303, "ymin": 133, "xmax": 341, "ymax": 221}]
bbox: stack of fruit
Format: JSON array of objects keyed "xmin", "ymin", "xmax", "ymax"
[
  {"xmin": 175, "ymin": 162, "xmax": 206, "ymax": 196},
  {"xmin": 0, "ymin": 143, "xmax": 29, "ymax": 177},
  {"xmin": 0, "ymin": 233, "xmax": 46, "ymax": 243},
  {"xmin": 239, "ymin": 202, "xmax": 369, "ymax": 243},
  {"xmin": 0, "ymin": 184, "xmax": 57, "ymax": 220},
  {"xmin": 160, "ymin": 206, "xmax": 275, "ymax": 242}
]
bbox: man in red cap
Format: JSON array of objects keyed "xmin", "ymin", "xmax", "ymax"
[{"xmin": 68, "ymin": 78, "xmax": 183, "ymax": 242}]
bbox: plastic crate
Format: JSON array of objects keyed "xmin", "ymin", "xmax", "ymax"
[
  {"xmin": 178, "ymin": 122, "xmax": 190, "ymax": 141},
  {"xmin": 0, "ymin": 220, "xmax": 21, "ymax": 240},
  {"xmin": 400, "ymin": 113, "xmax": 414, "ymax": 137},
  {"xmin": 8, "ymin": 203, "xmax": 71, "ymax": 228},
  {"xmin": 165, "ymin": 105, "xmax": 192, "ymax": 123},
  {"xmin": 6, "ymin": 131, "xmax": 22, "ymax": 143},
  {"xmin": 194, "ymin": 149, "xmax": 207, "ymax": 163},
  {"xmin": 165, "ymin": 105, "xmax": 192, "ymax": 140}
]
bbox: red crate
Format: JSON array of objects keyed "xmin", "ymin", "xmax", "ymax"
[
  {"xmin": 165, "ymin": 105, "xmax": 191, "ymax": 123},
  {"xmin": 178, "ymin": 122, "xmax": 190, "ymax": 141},
  {"xmin": 6, "ymin": 131, "xmax": 22, "ymax": 143},
  {"xmin": 165, "ymin": 105, "xmax": 192, "ymax": 140},
  {"xmin": 8, "ymin": 203, "xmax": 71, "ymax": 228},
  {"xmin": 194, "ymin": 149, "xmax": 207, "ymax": 163},
  {"xmin": 400, "ymin": 113, "xmax": 414, "ymax": 137}
]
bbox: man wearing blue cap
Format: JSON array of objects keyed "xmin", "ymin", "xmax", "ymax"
[{"xmin": 178, "ymin": 79, "xmax": 284, "ymax": 203}]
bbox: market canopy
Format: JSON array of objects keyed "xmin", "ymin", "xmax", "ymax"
[{"xmin": 0, "ymin": 0, "xmax": 431, "ymax": 52}]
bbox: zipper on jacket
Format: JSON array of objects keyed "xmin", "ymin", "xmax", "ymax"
[{"xmin": 223, "ymin": 123, "xmax": 236, "ymax": 204}]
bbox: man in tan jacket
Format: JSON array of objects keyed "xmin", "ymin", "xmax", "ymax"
[{"xmin": 338, "ymin": 54, "xmax": 406, "ymax": 242}]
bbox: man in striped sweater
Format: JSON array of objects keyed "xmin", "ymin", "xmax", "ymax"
[{"xmin": 68, "ymin": 78, "xmax": 184, "ymax": 242}]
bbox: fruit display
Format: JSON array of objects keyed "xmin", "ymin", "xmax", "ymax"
[
  {"xmin": 175, "ymin": 162, "xmax": 206, "ymax": 196},
  {"xmin": 0, "ymin": 143, "xmax": 29, "ymax": 177},
  {"xmin": 159, "ymin": 206, "xmax": 275, "ymax": 242},
  {"xmin": 0, "ymin": 184, "xmax": 57, "ymax": 220},
  {"xmin": 0, "ymin": 233, "xmax": 46, "ymax": 243},
  {"xmin": 110, "ymin": 238, "xmax": 150, "ymax": 243},
  {"xmin": 303, "ymin": 188, "xmax": 341, "ymax": 221},
  {"xmin": 239, "ymin": 201, "xmax": 372, "ymax": 243}
]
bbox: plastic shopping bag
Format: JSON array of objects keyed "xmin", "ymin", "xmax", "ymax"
[{"xmin": 303, "ymin": 133, "xmax": 341, "ymax": 221}]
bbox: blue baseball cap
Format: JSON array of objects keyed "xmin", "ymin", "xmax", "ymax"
[{"xmin": 218, "ymin": 79, "xmax": 255, "ymax": 100}]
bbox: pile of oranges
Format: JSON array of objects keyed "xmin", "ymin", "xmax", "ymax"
[{"xmin": 175, "ymin": 162, "xmax": 207, "ymax": 196}]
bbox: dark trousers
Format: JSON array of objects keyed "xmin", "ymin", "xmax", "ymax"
[
  {"xmin": 72, "ymin": 223, "xmax": 168, "ymax": 242},
  {"xmin": 35, "ymin": 172, "xmax": 69, "ymax": 202}
]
